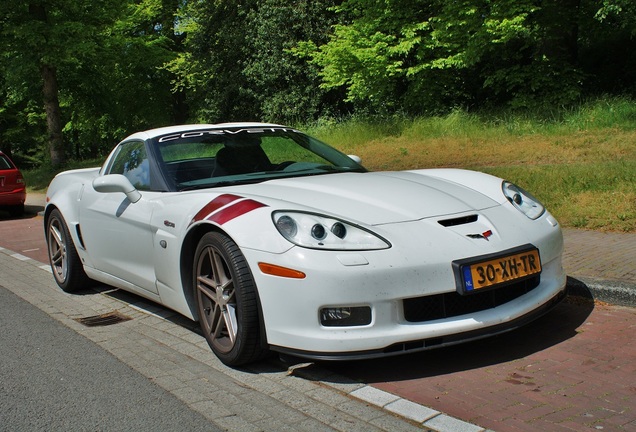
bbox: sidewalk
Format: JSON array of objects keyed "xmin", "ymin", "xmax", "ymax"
[{"xmin": 562, "ymin": 228, "xmax": 636, "ymax": 306}]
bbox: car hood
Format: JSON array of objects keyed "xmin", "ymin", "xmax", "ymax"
[{"xmin": 242, "ymin": 171, "xmax": 501, "ymax": 225}]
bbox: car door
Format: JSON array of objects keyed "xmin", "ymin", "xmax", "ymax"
[{"xmin": 79, "ymin": 140, "xmax": 159, "ymax": 294}]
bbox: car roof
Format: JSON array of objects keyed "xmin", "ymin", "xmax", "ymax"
[{"xmin": 122, "ymin": 123, "xmax": 287, "ymax": 142}]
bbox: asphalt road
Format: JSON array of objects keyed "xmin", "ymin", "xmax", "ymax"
[{"xmin": 0, "ymin": 285, "xmax": 220, "ymax": 432}]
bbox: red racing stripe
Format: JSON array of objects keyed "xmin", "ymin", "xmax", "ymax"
[
  {"xmin": 190, "ymin": 194, "xmax": 241, "ymax": 224},
  {"xmin": 209, "ymin": 199, "xmax": 267, "ymax": 225}
]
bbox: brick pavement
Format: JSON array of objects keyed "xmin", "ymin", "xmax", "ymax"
[
  {"xmin": 328, "ymin": 298, "xmax": 636, "ymax": 431},
  {"xmin": 562, "ymin": 228, "xmax": 636, "ymax": 284},
  {"xmin": 562, "ymin": 228, "xmax": 636, "ymax": 307}
]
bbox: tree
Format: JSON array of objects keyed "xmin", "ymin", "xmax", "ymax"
[
  {"xmin": 166, "ymin": 0, "xmax": 258, "ymax": 122},
  {"xmin": 168, "ymin": 0, "xmax": 343, "ymax": 123},
  {"xmin": 242, "ymin": 0, "xmax": 342, "ymax": 123},
  {"xmin": 580, "ymin": 0, "xmax": 636, "ymax": 96},
  {"xmin": 0, "ymin": 0, "xmax": 128, "ymax": 165},
  {"xmin": 300, "ymin": 0, "xmax": 598, "ymax": 113},
  {"xmin": 1, "ymin": 2, "xmax": 62, "ymax": 165},
  {"xmin": 0, "ymin": 0, "xmax": 186, "ymax": 165},
  {"xmin": 296, "ymin": 0, "xmax": 429, "ymax": 114},
  {"xmin": 62, "ymin": 0, "xmax": 185, "ymax": 158}
]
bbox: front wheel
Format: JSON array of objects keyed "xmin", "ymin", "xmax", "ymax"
[
  {"xmin": 46, "ymin": 209, "xmax": 90, "ymax": 292},
  {"xmin": 194, "ymin": 232, "xmax": 268, "ymax": 366}
]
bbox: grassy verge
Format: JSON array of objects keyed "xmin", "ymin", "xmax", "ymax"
[
  {"xmin": 307, "ymin": 100, "xmax": 636, "ymax": 232},
  {"xmin": 25, "ymin": 98, "xmax": 636, "ymax": 232}
]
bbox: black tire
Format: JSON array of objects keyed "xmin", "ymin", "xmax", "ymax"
[
  {"xmin": 193, "ymin": 231, "xmax": 268, "ymax": 366},
  {"xmin": 46, "ymin": 209, "xmax": 90, "ymax": 292}
]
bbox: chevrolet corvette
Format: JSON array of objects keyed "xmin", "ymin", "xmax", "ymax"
[{"xmin": 45, "ymin": 123, "xmax": 566, "ymax": 366}]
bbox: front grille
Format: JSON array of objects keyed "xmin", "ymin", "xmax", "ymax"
[{"xmin": 403, "ymin": 276, "xmax": 540, "ymax": 322}]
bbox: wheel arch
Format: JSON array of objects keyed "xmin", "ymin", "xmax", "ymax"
[
  {"xmin": 179, "ymin": 222, "xmax": 269, "ymax": 349},
  {"xmin": 44, "ymin": 203, "xmax": 87, "ymax": 252}
]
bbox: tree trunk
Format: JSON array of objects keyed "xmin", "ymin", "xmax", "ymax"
[
  {"xmin": 29, "ymin": 2, "xmax": 65, "ymax": 167},
  {"xmin": 40, "ymin": 64, "xmax": 65, "ymax": 167}
]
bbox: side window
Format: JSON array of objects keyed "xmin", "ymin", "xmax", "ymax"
[
  {"xmin": 0, "ymin": 155, "xmax": 12, "ymax": 169},
  {"xmin": 108, "ymin": 141, "xmax": 151, "ymax": 191}
]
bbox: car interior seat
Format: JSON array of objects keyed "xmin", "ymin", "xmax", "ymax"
[{"xmin": 213, "ymin": 143, "xmax": 273, "ymax": 176}]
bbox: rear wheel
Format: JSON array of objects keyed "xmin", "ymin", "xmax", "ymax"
[
  {"xmin": 194, "ymin": 232, "xmax": 267, "ymax": 366},
  {"xmin": 47, "ymin": 209, "xmax": 90, "ymax": 292}
]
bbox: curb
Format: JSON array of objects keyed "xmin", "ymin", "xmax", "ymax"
[{"xmin": 567, "ymin": 275, "xmax": 636, "ymax": 308}]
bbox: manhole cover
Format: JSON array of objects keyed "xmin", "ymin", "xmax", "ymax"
[{"xmin": 74, "ymin": 311, "xmax": 132, "ymax": 327}]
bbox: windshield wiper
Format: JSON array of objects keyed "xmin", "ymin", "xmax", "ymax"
[{"xmin": 178, "ymin": 178, "xmax": 266, "ymax": 191}]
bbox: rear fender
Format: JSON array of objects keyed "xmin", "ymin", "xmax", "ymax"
[{"xmin": 45, "ymin": 168, "xmax": 100, "ymax": 267}]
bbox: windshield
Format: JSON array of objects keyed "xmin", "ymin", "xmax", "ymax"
[{"xmin": 153, "ymin": 126, "xmax": 366, "ymax": 191}]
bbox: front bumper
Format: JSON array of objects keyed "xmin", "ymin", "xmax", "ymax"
[
  {"xmin": 242, "ymin": 208, "xmax": 567, "ymax": 359},
  {"xmin": 272, "ymin": 288, "xmax": 566, "ymax": 361}
]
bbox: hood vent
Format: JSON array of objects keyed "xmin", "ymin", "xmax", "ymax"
[{"xmin": 438, "ymin": 214, "xmax": 478, "ymax": 227}]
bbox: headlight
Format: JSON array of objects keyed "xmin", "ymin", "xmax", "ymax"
[
  {"xmin": 273, "ymin": 211, "xmax": 390, "ymax": 250},
  {"xmin": 502, "ymin": 181, "xmax": 545, "ymax": 220}
]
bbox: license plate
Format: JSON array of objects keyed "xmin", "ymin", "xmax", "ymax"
[{"xmin": 453, "ymin": 245, "xmax": 541, "ymax": 294}]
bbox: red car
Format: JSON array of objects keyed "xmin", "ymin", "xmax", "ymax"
[{"xmin": 0, "ymin": 151, "xmax": 26, "ymax": 216}]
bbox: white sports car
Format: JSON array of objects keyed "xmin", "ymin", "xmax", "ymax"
[{"xmin": 45, "ymin": 123, "xmax": 566, "ymax": 366}]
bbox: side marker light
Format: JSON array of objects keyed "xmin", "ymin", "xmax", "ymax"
[{"xmin": 258, "ymin": 262, "xmax": 306, "ymax": 279}]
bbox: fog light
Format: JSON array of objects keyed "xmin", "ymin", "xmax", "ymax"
[{"xmin": 320, "ymin": 306, "xmax": 371, "ymax": 327}]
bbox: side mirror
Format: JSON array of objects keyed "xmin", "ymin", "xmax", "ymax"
[
  {"xmin": 93, "ymin": 174, "xmax": 142, "ymax": 203},
  {"xmin": 348, "ymin": 155, "xmax": 362, "ymax": 164}
]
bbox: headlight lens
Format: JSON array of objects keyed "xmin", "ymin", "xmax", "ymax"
[
  {"xmin": 502, "ymin": 181, "xmax": 545, "ymax": 220},
  {"xmin": 273, "ymin": 211, "xmax": 390, "ymax": 250}
]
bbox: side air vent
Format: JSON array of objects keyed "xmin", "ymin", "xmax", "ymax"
[
  {"xmin": 438, "ymin": 214, "xmax": 478, "ymax": 227},
  {"xmin": 75, "ymin": 224, "xmax": 86, "ymax": 249}
]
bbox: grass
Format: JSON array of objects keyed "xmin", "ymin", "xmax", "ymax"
[
  {"xmin": 25, "ymin": 158, "xmax": 103, "ymax": 191},
  {"xmin": 307, "ymin": 99, "xmax": 636, "ymax": 232},
  {"xmin": 25, "ymin": 97, "xmax": 636, "ymax": 232}
]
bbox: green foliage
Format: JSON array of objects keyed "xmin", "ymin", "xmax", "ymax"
[
  {"xmin": 165, "ymin": 0, "xmax": 258, "ymax": 122},
  {"xmin": 595, "ymin": 0, "xmax": 636, "ymax": 36},
  {"xmin": 300, "ymin": 0, "xmax": 636, "ymax": 114},
  {"xmin": 296, "ymin": 0, "xmax": 428, "ymax": 113},
  {"xmin": 170, "ymin": 0, "xmax": 340, "ymax": 123},
  {"xmin": 3, "ymin": 0, "xmax": 636, "ymax": 169},
  {"xmin": 0, "ymin": 0, "xmax": 183, "ymax": 163},
  {"xmin": 242, "ymin": 0, "xmax": 342, "ymax": 123}
]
